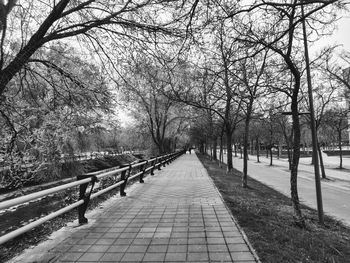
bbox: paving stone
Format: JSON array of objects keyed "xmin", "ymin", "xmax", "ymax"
[
  {"xmin": 90, "ymin": 227, "xmax": 109, "ymax": 233},
  {"xmin": 102, "ymin": 232, "xmax": 119, "ymax": 239},
  {"xmin": 85, "ymin": 233, "xmax": 103, "ymax": 239},
  {"xmin": 171, "ymin": 232, "xmax": 188, "ymax": 238},
  {"xmin": 188, "ymin": 244, "xmax": 208, "ymax": 252},
  {"xmin": 142, "ymin": 252, "xmax": 166, "ymax": 262},
  {"xmin": 188, "ymin": 232, "xmax": 205, "ymax": 238},
  {"xmin": 95, "ymin": 238, "xmax": 115, "ymax": 245},
  {"xmin": 59, "ymin": 252, "xmax": 83, "ymax": 262},
  {"xmin": 225, "ymin": 236, "xmax": 246, "ymax": 244},
  {"xmin": 99, "ymin": 252, "xmax": 124, "ymax": 261},
  {"xmin": 121, "ymin": 252, "xmax": 145, "ymax": 261},
  {"xmin": 169, "ymin": 238, "xmax": 187, "ymax": 245},
  {"xmin": 165, "ymin": 252, "xmax": 186, "ymax": 261},
  {"xmin": 113, "ymin": 238, "xmax": 134, "ymax": 245},
  {"xmin": 140, "ymin": 227, "xmax": 157, "ymax": 233},
  {"xmin": 147, "ymin": 244, "xmax": 168, "ymax": 253},
  {"xmin": 132, "ymin": 238, "xmax": 152, "ymax": 245},
  {"xmin": 206, "ymin": 237, "xmax": 226, "ymax": 244},
  {"xmin": 126, "ymin": 245, "xmax": 148, "ymax": 253},
  {"xmin": 230, "ymin": 251, "xmax": 256, "ymax": 261},
  {"xmin": 151, "ymin": 238, "xmax": 170, "ymax": 245},
  {"xmin": 109, "ymin": 227, "xmax": 125, "ymax": 233},
  {"xmin": 167, "ymin": 244, "xmax": 187, "ymax": 253},
  {"xmin": 227, "ymin": 243, "xmax": 250, "ymax": 252},
  {"xmin": 224, "ymin": 230, "xmax": 242, "ymax": 237},
  {"xmin": 75, "ymin": 239, "xmax": 97, "ymax": 245},
  {"xmin": 119, "ymin": 232, "xmax": 138, "ymax": 239},
  {"xmin": 187, "ymin": 252, "xmax": 210, "ymax": 261},
  {"xmin": 159, "ymin": 222, "xmax": 173, "ymax": 227},
  {"xmin": 172, "ymin": 226, "xmax": 188, "ymax": 232},
  {"xmin": 206, "ymin": 231, "xmax": 224, "ymax": 238},
  {"xmin": 107, "ymin": 245, "xmax": 129, "ymax": 253},
  {"xmin": 84, "ymin": 245, "xmax": 109, "ymax": 253},
  {"xmin": 188, "ymin": 237, "xmax": 206, "ymax": 244},
  {"xmin": 136, "ymin": 232, "xmax": 154, "ymax": 238},
  {"xmin": 76, "ymin": 252, "xmax": 104, "ymax": 261},
  {"xmin": 209, "ymin": 251, "xmax": 232, "ymax": 261},
  {"xmin": 208, "ymin": 244, "xmax": 229, "ymax": 252},
  {"xmin": 69, "ymin": 244, "xmax": 91, "ymax": 253},
  {"xmin": 154, "ymin": 231, "xmax": 172, "ymax": 238}
]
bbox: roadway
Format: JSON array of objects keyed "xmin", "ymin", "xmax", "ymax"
[{"xmin": 220, "ymin": 152, "xmax": 350, "ymax": 226}]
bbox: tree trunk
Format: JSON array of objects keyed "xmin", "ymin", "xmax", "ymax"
[
  {"xmin": 243, "ymin": 115, "xmax": 251, "ymax": 188},
  {"xmin": 287, "ymin": 146, "xmax": 292, "ymax": 170},
  {"xmin": 212, "ymin": 137, "xmax": 217, "ymax": 160},
  {"xmin": 256, "ymin": 137, "xmax": 260, "ymax": 162},
  {"xmin": 269, "ymin": 126, "xmax": 273, "ymax": 165},
  {"xmin": 226, "ymin": 130, "xmax": 233, "ymax": 173},
  {"xmin": 269, "ymin": 146, "xmax": 273, "ymax": 166},
  {"xmin": 317, "ymin": 142, "xmax": 326, "ymax": 179},
  {"xmin": 290, "ymin": 97, "xmax": 304, "ymax": 227},
  {"xmin": 199, "ymin": 142, "xmax": 204, "ymax": 153},
  {"xmin": 338, "ymin": 129, "xmax": 343, "ymax": 169},
  {"xmin": 219, "ymin": 135, "xmax": 223, "ymax": 167},
  {"xmin": 283, "ymin": 130, "xmax": 292, "ymax": 170},
  {"xmin": 250, "ymin": 138, "xmax": 254, "ymax": 155}
]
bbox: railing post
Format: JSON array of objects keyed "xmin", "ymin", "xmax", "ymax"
[
  {"xmin": 120, "ymin": 164, "xmax": 132, "ymax": 196},
  {"xmin": 77, "ymin": 174, "xmax": 97, "ymax": 225},
  {"xmin": 163, "ymin": 155, "xmax": 166, "ymax": 167},
  {"xmin": 166, "ymin": 155, "xmax": 171, "ymax": 165},
  {"xmin": 120, "ymin": 169, "xmax": 127, "ymax": 196},
  {"xmin": 140, "ymin": 160, "xmax": 147, "ymax": 183},
  {"xmin": 151, "ymin": 157, "xmax": 157, "ymax": 175},
  {"xmin": 157, "ymin": 156, "xmax": 162, "ymax": 170}
]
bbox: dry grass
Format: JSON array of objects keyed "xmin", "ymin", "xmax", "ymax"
[{"xmin": 197, "ymin": 153, "xmax": 350, "ymax": 263}]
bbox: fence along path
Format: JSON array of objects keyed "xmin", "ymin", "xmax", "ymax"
[{"xmin": 10, "ymin": 153, "xmax": 259, "ymax": 263}]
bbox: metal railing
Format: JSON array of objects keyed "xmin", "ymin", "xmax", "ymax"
[{"xmin": 0, "ymin": 150, "xmax": 184, "ymax": 245}]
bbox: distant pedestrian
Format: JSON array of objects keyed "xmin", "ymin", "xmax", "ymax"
[{"xmin": 189, "ymin": 148, "xmax": 192, "ymax": 154}]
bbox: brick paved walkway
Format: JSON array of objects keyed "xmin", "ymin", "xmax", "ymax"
[{"xmin": 13, "ymin": 153, "xmax": 259, "ymax": 263}]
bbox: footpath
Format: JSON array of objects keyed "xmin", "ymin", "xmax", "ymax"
[{"xmin": 9, "ymin": 153, "xmax": 259, "ymax": 263}]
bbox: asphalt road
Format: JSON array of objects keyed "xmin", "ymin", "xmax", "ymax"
[{"xmin": 220, "ymin": 153, "xmax": 350, "ymax": 226}]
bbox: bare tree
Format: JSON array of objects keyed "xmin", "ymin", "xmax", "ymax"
[
  {"xmin": 0, "ymin": 0, "xmax": 199, "ymax": 98},
  {"xmin": 228, "ymin": 0, "xmax": 344, "ymax": 226},
  {"xmin": 323, "ymin": 108, "xmax": 349, "ymax": 169},
  {"xmin": 236, "ymin": 49, "xmax": 268, "ymax": 187}
]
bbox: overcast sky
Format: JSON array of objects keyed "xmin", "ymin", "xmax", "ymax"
[{"xmin": 313, "ymin": 16, "xmax": 350, "ymax": 54}]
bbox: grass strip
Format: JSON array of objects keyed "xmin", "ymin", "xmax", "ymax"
[{"xmin": 197, "ymin": 153, "xmax": 350, "ymax": 263}]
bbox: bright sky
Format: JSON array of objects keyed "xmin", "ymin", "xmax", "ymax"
[
  {"xmin": 333, "ymin": 16, "xmax": 350, "ymax": 52},
  {"xmin": 312, "ymin": 16, "xmax": 350, "ymax": 54}
]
